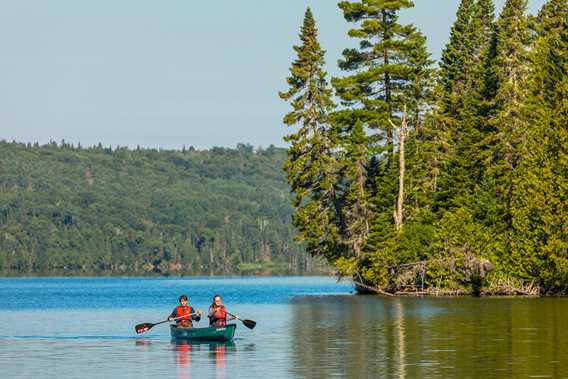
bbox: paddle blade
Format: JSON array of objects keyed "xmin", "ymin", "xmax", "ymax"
[
  {"xmin": 242, "ymin": 319, "xmax": 256, "ymax": 330},
  {"xmin": 135, "ymin": 323, "xmax": 154, "ymax": 334}
]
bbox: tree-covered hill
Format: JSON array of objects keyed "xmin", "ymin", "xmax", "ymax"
[{"xmin": 0, "ymin": 141, "xmax": 319, "ymax": 276}]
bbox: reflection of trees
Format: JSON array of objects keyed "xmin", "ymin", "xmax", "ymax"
[
  {"xmin": 291, "ymin": 296, "xmax": 568, "ymax": 378},
  {"xmin": 404, "ymin": 298, "xmax": 568, "ymax": 378},
  {"xmin": 290, "ymin": 296, "xmax": 392, "ymax": 377},
  {"xmin": 394, "ymin": 299, "xmax": 406, "ymax": 379}
]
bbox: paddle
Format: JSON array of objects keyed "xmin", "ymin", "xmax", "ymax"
[
  {"xmin": 226, "ymin": 312, "xmax": 256, "ymax": 330},
  {"xmin": 135, "ymin": 312, "xmax": 199, "ymax": 334}
]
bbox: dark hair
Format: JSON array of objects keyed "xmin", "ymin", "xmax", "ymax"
[
  {"xmin": 211, "ymin": 294, "xmax": 221, "ymax": 307},
  {"xmin": 179, "ymin": 294, "xmax": 188, "ymax": 302}
]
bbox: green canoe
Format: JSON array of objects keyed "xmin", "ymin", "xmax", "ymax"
[{"xmin": 170, "ymin": 324, "xmax": 236, "ymax": 342}]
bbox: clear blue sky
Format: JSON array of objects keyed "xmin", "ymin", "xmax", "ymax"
[{"xmin": 0, "ymin": 0, "xmax": 547, "ymax": 150}]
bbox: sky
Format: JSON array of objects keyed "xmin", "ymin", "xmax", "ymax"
[{"xmin": 0, "ymin": 0, "xmax": 548, "ymax": 150}]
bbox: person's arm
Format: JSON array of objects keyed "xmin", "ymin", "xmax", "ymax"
[
  {"xmin": 207, "ymin": 306, "xmax": 215, "ymax": 325},
  {"xmin": 208, "ymin": 306, "xmax": 216, "ymax": 318},
  {"xmin": 190, "ymin": 307, "xmax": 201, "ymax": 322},
  {"xmin": 223, "ymin": 306, "xmax": 236, "ymax": 321},
  {"xmin": 168, "ymin": 308, "xmax": 177, "ymax": 321}
]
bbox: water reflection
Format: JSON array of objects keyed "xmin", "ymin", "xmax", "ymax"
[
  {"xmin": 173, "ymin": 342, "xmax": 192, "ymax": 379},
  {"xmin": 171, "ymin": 341, "xmax": 237, "ymax": 379},
  {"xmin": 208, "ymin": 342, "xmax": 233, "ymax": 379},
  {"xmin": 394, "ymin": 300, "xmax": 405, "ymax": 379},
  {"xmin": 291, "ymin": 296, "xmax": 568, "ymax": 378},
  {"xmin": 134, "ymin": 339, "xmax": 152, "ymax": 351}
]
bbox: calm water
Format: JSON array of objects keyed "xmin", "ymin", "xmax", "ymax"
[{"xmin": 1, "ymin": 277, "xmax": 567, "ymax": 378}]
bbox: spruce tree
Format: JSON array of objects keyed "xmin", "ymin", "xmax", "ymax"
[
  {"xmin": 436, "ymin": 0, "xmax": 496, "ymax": 212},
  {"xmin": 439, "ymin": 0, "xmax": 476, "ymax": 115},
  {"xmin": 279, "ymin": 8, "xmax": 340, "ymax": 259},
  {"xmin": 480, "ymin": 0, "xmax": 530, "ymax": 236},
  {"xmin": 423, "ymin": 0, "xmax": 477, "ymax": 215}
]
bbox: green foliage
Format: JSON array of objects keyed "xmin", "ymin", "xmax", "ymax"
[
  {"xmin": 280, "ymin": 8, "xmax": 341, "ymax": 259},
  {"xmin": 279, "ymin": 0, "xmax": 567, "ymax": 295},
  {"xmin": 0, "ymin": 141, "xmax": 318, "ymax": 276},
  {"xmin": 328, "ymin": 0, "xmax": 435, "ymax": 268},
  {"xmin": 510, "ymin": 0, "xmax": 568, "ymax": 293},
  {"xmin": 333, "ymin": 0, "xmax": 433, "ymax": 142},
  {"xmin": 340, "ymin": 121, "xmax": 372, "ymax": 257},
  {"xmin": 439, "ymin": 0, "xmax": 475, "ymax": 109}
]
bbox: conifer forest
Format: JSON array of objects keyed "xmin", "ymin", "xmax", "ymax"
[
  {"xmin": 280, "ymin": 0, "xmax": 567, "ymax": 295},
  {"xmin": 0, "ymin": 142, "xmax": 323, "ymax": 276}
]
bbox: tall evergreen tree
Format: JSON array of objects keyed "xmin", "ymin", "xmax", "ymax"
[
  {"xmin": 436, "ymin": 0, "xmax": 496, "ymax": 212},
  {"xmin": 279, "ymin": 8, "xmax": 340, "ymax": 259},
  {"xmin": 480, "ymin": 0, "xmax": 530, "ymax": 235},
  {"xmin": 332, "ymin": 0, "xmax": 431, "ymax": 159},
  {"xmin": 331, "ymin": 0, "xmax": 434, "ymax": 286},
  {"xmin": 439, "ymin": 0, "xmax": 476, "ymax": 116}
]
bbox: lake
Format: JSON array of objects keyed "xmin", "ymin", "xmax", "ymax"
[{"xmin": 0, "ymin": 277, "xmax": 567, "ymax": 378}]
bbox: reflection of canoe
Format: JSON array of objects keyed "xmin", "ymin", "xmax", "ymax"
[{"xmin": 170, "ymin": 324, "xmax": 236, "ymax": 342}]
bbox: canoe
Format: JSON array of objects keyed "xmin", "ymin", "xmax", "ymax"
[{"xmin": 170, "ymin": 324, "xmax": 236, "ymax": 342}]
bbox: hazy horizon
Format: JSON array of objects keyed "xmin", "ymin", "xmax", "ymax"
[{"xmin": 1, "ymin": 0, "xmax": 547, "ymax": 150}]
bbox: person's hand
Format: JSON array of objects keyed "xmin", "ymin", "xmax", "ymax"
[{"xmin": 168, "ymin": 317, "xmax": 174, "ymax": 321}]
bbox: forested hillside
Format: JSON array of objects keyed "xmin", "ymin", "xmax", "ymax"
[
  {"xmin": 281, "ymin": 0, "xmax": 567, "ymax": 295},
  {"xmin": 0, "ymin": 141, "xmax": 319, "ymax": 275}
]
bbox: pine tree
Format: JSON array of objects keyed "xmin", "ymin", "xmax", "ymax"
[
  {"xmin": 279, "ymin": 8, "xmax": 340, "ymax": 259},
  {"xmin": 332, "ymin": 0, "xmax": 434, "ymax": 287},
  {"xmin": 332, "ymin": 0, "xmax": 433, "ymax": 225},
  {"xmin": 333, "ymin": 0, "xmax": 432, "ymax": 160}
]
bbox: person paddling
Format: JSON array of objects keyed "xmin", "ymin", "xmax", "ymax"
[
  {"xmin": 208, "ymin": 294, "xmax": 237, "ymax": 327},
  {"xmin": 168, "ymin": 294, "xmax": 201, "ymax": 328}
]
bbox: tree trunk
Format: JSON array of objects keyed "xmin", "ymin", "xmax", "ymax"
[{"xmin": 393, "ymin": 108, "xmax": 407, "ymax": 231}]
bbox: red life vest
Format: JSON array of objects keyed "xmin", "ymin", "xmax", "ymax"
[
  {"xmin": 210, "ymin": 305, "xmax": 227, "ymax": 326},
  {"xmin": 175, "ymin": 305, "xmax": 192, "ymax": 322}
]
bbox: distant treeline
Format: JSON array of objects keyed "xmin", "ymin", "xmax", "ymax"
[
  {"xmin": 280, "ymin": 1, "xmax": 566, "ymax": 295},
  {"xmin": 0, "ymin": 141, "xmax": 324, "ymax": 276}
]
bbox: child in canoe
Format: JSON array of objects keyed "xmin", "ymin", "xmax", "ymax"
[{"xmin": 168, "ymin": 294, "xmax": 201, "ymax": 328}]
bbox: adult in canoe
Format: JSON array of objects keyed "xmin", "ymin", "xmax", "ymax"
[
  {"xmin": 208, "ymin": 294, "xmax": 237, "ymax": 327},
  {"xmin": 168, "ymin": 294, "xmax": 201, "ymax": 328}
]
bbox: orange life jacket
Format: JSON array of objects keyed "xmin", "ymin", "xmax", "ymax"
[
  {"xmin": 210, "ymin": 305, "xmax": 227, "ymax": 326},
  {"xmin": 175, "ymin": 305, "xmax": 193, "ymax": 325}
]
